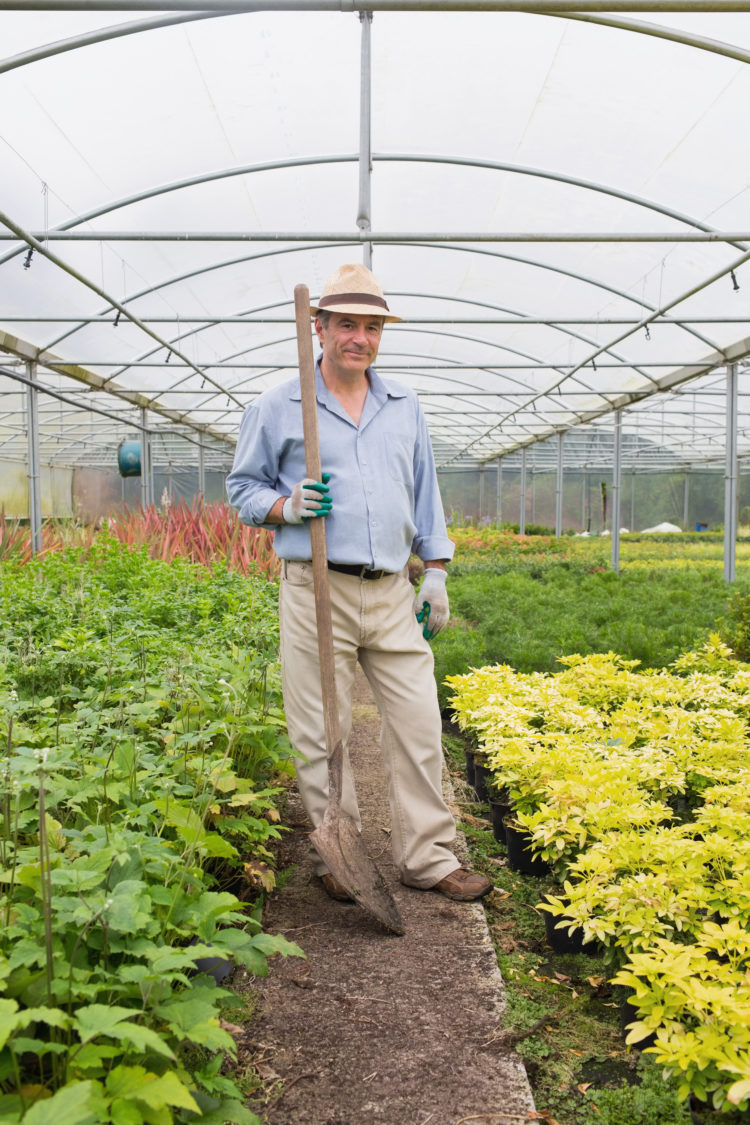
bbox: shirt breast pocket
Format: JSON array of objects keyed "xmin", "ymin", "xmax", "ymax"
[{"xmin": 380, "ymin": 431, "xmax": 414, "ymax": 484}]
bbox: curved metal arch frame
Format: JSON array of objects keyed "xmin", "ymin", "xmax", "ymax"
[
  {"xmin": 41, "ymin": 232, "xmax": 718, "ymax": 408},
  {"xmin": 3, "ymin": 5, "xmax": 750, "ymax": 80},
  {"xmin": 124, "ymin": 314, "xmax": 643, "ymax": 407},
  {"xmin": 2, "ymin": 152, "xmax": 737, "ymax": 363},
  {"xmin": 3, "ymin": 6, "xmax": 750, "ymax": 477},
  {"xmin": 33, "ymin": 239, "xmax": 671, "ymax": 437},
  {"xmin": 5, "ymin": 228, "xmax": 740, "ymax": 462}
]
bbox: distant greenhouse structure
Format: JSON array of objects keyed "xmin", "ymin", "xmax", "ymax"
[{"xmin": 4, "ymin": 1, "xmax": 750, "ymax": 578}]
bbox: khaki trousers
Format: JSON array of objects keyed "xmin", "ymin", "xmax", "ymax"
[{"xmin": 279, "ymin": 561, "xmax": 459, "ymax": 888}]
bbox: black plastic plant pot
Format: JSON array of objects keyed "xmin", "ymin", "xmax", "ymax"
[
  {"xmin": 188, "ymin": 937, "xmax": 234, "ymax": 983},
  {"xmin": 503, "ymin": 820, "xmax": 551, "ymax": 877},
  {"xmin": 667, "ymin": 793, "xmax": 693, "ymax": 823},
  {"xmin": 488, "ymin": 794, "xmax": 512, "ymax": 843},
  {"xmin": 194, "ymin": 953, "xmax": 234, "ymax": 983},
  {"xmin": 464, "ymin": 749, "xmax": 476, "ymax": 787},
  {"xmin": 618, "ymin": 991, "xmax": 657, "ymax": 1049},
  {"xmin": 473, "ymin": 761, "xmax": 492, "ymax": 804},
  {"xmin": 542, "ymin": 907, "xmax": 587, "ymax": 954}
]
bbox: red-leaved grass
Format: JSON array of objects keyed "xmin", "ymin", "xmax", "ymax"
[
  {"xmin": 106, "ymin": 499, "xmax": 279, "ymax": 578},
  {"xmin": 0, "ymin": 501, "xmax": 280, "ymax": 578}
]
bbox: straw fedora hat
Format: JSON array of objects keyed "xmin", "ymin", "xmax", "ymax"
[{"xmin": 310, "ymin": 263, "xmax": 401, "ymax": 323}]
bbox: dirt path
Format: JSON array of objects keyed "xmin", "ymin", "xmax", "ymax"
[{"xmin": 247, "ymin": 667, "xmax": 536, "ymax": 1125}]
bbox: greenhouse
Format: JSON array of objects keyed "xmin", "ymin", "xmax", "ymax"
[
  {"xmin": 4, "ymin": 4, "xmax": 750, "ymax": 554},
  {"xmin": 3, "ymin": 3, "xmax": 750, "ymax": 1124}
]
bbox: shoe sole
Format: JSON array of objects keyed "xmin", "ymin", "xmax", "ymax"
[{"xmin": 435, "ymin": 885, "xmax": 493, "ymax": 902}]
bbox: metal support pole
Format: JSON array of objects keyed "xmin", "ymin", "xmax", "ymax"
[
  {"xmin": 531, "ymin": 466, "xmax": 536, "ymax": 524},
  {"xmin": 724, "ymin": 363, "xmax": 739, "ymax": 583},
  {"xmin": 479, "ymin": 463, "xmax": 485, "ymax": 521},
  {"xmin": 140, "ymin": 406, "xmax": 153, "ymax": 508},
  {"xmin": 630, "ymin": 471, "xmax": 635, "ymax": 531},
  {"xmin": 198, "ymin": 435, "xmax": 206, "ymax": 499},
  {"xmin": 357, "ymin": 11, "xmax": 373, "ymax": 269},
  {"xmin": 496, "ymin": 457, "xmax": 503, "ymax": 523},
  {"xmin": 555, "ymin": 431, "xmax": 564, "ymax": 537},
  {"xmin": 683, "ymin": 470, "xmax": 690, "ymax": 529},
  {"xmin": 520, "ymin": 448, "xmax": 527, "ymax": 535},
  {"xmin": 581, "ymin": 470, "xmax": 586, "ymax": 532},
  {"xmin": 612, "ymin": 409, "xmax": 622, "ymax": 573},
  {"xmin": 25, "ymin": 361, "xmax": 42, "ymax": 555}
]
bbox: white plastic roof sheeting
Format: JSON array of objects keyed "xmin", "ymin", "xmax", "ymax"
[{"xmin": 2, "ymin": 3, "xmax": 750, "ymax": 473}]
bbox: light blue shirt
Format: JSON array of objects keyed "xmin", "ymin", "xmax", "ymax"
[{"xmin": 226, "ymin": 358, "xmax": 454, "ymax": 572}]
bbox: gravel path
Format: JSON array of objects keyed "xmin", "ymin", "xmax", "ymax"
[{"xmin": 247, "ymin": 667, "xmax": 537, "ymax": 1125}]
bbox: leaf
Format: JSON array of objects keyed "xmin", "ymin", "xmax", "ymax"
[
  {"xmin": 105, "ymin": 1067, "xmax": 199, "ymax": 1115},
  {"xmin": 106, "ymin": 880, "xmax": 151, "ymax": 933},
  {"xmin": 155, "ymin": 988, "xmax": 221, "ymax": 1033},
  {"xmin": 133, "ymin": 1070, "xmax": 201, "ymax": 1113},
  {"xmin": 116, "ymin": 1023, "xmax": 176, "ymax": 1061},
  {"xmin": 0, "ymin": 999, "xmax": 19, "ymax": 1050},
  {"xmin": 196, "ymin": 1101, "xmax": 261, "ymax": 1125},
  {"xmin": 179, "ymin": 1019, "xmax": 236, "ymax": 1054},
  {"xmin": 624, "ymin": 1021, "xmax": 655, "ymax": 1046},
  {"xmin": 0, "ymin": 1092, "xmax": 22, "ymax": 1122},
  {"xmin": 21, "ymin": 1080, "xmax": 99, "ymax": 1125},
  {"xmin": 200, "ymin": 832, "xmax": 238, "ymax": 859},
  {"xmin": 113, "ymin": 741, "xmax": 136, "ymax": 776},
  {"xmin": 106, "ymin": 1065, "xmax": 154, "ymax": 1100},
  {"xmin": 49, "ymin": 868, "xmax": 103, "ymax": 893},
  {"xmin": 73, "ymin": 1006, "xmax": 174, "ymax": 1059},
  {"xmin": 727, "ymin": 1078, "xmax": 750, "ymax": 1107},
  {"xmin": 109, "ymin": 1099, "xmax": 143, "ymax": 1125},
  {"xmin": 15, "ymin": 1005, "xmax": 72, "ymax": 1032},
  {"xmin": 248, "ymin": 932, "xmax": 305, "ymax": 960},
  {"xmin": 11, "ymin": 1037, "xmax": 68, "ymax": 1057},
  {"xmin": 73, "ymin": 1006, "xmax": 135, "ymax": 1045},
  {"xmin": 73, "ymin": 1043, "xmax": 123, "ymax": 1072},
  {"xmin": 242, "ymin": 860, "xmax": 276, "ymax": 892}
]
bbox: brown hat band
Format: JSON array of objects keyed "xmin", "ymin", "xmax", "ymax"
[{"xmin": 317, "ymin": 292, "xmax": 390, "ymax": 311}]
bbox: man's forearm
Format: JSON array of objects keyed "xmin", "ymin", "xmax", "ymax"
[
  {"xmin": 265, "ymin": 497, "xmax": 287, "ymax": 525},
  {"xmin": 424, "ymin": 560, "xmax": 447, "ymax": 571}
]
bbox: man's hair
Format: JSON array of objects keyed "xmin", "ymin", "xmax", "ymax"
[{"xmin": 315, "ymin": 309, "xmax": 386, "ymax": 331}]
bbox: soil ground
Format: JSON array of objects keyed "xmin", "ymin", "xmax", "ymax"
[{"xmin": 240, "ymin": 667, "xmax": 537, "ymax": 1125}]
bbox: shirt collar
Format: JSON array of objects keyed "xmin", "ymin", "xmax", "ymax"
[{"xmin": 288, "ymin": 357, "xmax": 408, "ymax": 402}]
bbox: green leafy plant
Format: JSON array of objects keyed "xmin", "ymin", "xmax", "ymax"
[{"xmin": 0, "ymin": 541, "xmax": 302, "ymax": 1122}]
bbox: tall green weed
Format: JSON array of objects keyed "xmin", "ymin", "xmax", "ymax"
[{"xmin": 0, "ymin": 541, "xmax": 299, "ymax": 1123}]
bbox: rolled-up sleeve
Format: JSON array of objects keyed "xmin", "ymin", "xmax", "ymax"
[
  {"xmin": 411, "ymin": 399, "xmax": 455, "ymax": 563},
  {"xmin": 226, "ymin": 400, "xmax": 286, "ymax": 527}
]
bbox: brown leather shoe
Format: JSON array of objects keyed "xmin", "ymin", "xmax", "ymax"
[
  {"xmin": 319, "ymin": 873, "xmax": 355, "ymax": 903},
  {"xmin": 432, "ymin": 867, "xmax": 493, "ymax": 902}
]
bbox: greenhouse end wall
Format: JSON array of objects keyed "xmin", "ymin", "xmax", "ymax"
[
  {"xmin": 0, "ymin": 462, "xmax": 228, "ymax": 523},
  {"xmin": 438, "ymin": 468, "xmax": 738, "ymax": 534},
  {"xmin": 0, "ymin": 457, "xmax": 739, "ymax": 534},
  {"xmin": 0, "ymin": 459, "xmax": 74, "ymax": 519}
]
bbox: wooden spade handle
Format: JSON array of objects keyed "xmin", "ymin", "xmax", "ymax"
[{"xmin": 293, "ymin": 285, "xmax": 342, "ymax": 786}]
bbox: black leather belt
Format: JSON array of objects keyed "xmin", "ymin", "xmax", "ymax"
[{"xmin": 327, "ymin": 562, "xmax": 392, "ymax": 580}]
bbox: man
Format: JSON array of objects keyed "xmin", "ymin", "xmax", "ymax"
[{"xmin": 226, "ymin": 263, "xmax": 492, "ymax": 904}]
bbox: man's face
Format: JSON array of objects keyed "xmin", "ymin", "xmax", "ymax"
[{"xmin": 315, "ymin": 311, "xmax": 384, "ymax": 378}]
